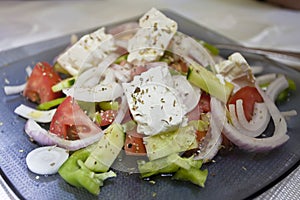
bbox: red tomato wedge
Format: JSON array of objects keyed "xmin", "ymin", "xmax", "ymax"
[
  {"xmin": 124, "ymin": 128, "xmax": 146, "ymax": 156},
  {"xmin": 187, "ymin": 92, "xmax": 211, "ymax": 121},
  {"xmin": 228, "ymin": 86, "xmax": 263, "ymax": 121},
  {"xmin": 50, "ymin": 96, "xmax": 101, "ymax": 140},
  {"xmin": 99, "ymin": 110, "xmax": 117, "ymax": 127},
  {"xmin": 198, "ymin": 92, "xmax": 211, "ymax": 113},
  {"xmin": 23, "ymin": 62, "xmax": 63, "ymax": 104},
  {"xmin": 195, "ymin": 130, "xmax": 206, "ymax": 143}
]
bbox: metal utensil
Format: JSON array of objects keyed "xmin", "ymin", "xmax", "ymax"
[{"xmin": 215, "ymin": 44, "xmax": 300, "ymax": 65}]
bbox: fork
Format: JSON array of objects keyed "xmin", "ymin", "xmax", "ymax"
[{"xmin": 214, "ymin": 44, "xmax": 300, "ymax": 65}]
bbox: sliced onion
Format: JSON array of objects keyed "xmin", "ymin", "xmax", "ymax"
[
  {"xmin": 251, "ymin": 66, "xmax": 264, "ymax": 75},
  {"xmin": 65, "ymin": 53, "xmax": 123, "ymax": 102},
  {"xmin": 144, "ymin": 61, "xmax": 169, "ymax": 69},
  {"xmin": 281, "ymin": 110, "xmax": 297, "ymax": 121},
  {"xmin": 14, "ymin": 104, "xmax": 56, "ymax": 123},
  {"xmin": 4, "ymin": 83, "xmax": 26, "ymax": 95},
  {"xmin": 75, "ymin": 53, "xmax": 120, "ymax": 88},
  {"xmin": 235, "ymin": 100, "xmax": 270, "ymax": 134},
  {"xmin": 64, "ymin": 82, "xmax": 123, "ymax": 102},
  {"xmin": 26, "ymin": 146, "xmax": 69, "ymax": 175},
  {"xmin": 24, "ymin": 119, "xmax": 56, "ymax": 146},
  {"xmin": 25, "ymin": 65, "xmax": 33, "ymax": 76},
  {"xmin": 114, "ymin": 95, "xmax": 128, "ymax": 124},
  {"xmin": 211, "ymin": 91, "xmax": 289, "ymax": 152},
  {"xmin": 194, "ymin": 100, "xmax": 222, "ymax": 162},
  {"xmin": 228, "ymin": 104, "xmax": 248, "ymax": 133},
  {"xmin": 228, "ymin": 102, "xmax": 270, "ymax": 137},
  {"xmin": 108, "ymin": 22, "xmax": 139, "ymax": 52},
  {"xmin": 115, "ymin": 39, "xmax": 128, "ymax": 49},
  {"xmin": 172, "ymin": 75, "xmax": 201, "ymax": 113},
  {"xmin": 266, "ymin": 75, "xmax": 289, "ymax": 102},
  {"xmin": 168, "ymin": 32, "xmax": 215, "ymax": 71},
  {"xmin": 255, "ymin": 73, "xmax": 277, "ymax": 85},
  {"xmin": 25, "ymin": 119, "xmax": 103, "ymax": 151},
  {"xmin": 111, "ymin": 63, "xmax": 132, "ymax": 83},
  {"xmin": 4, "ymin": 66, "xmax": 32, "ymax": 95},
  {"xmin": 107, "ymin": 22, "xmax": 139, "ymax": 36}
]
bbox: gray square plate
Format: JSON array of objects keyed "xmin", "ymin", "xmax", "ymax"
[{"xmin": 0, "ymin": 10, "xmax": 299, "ymax": 200}]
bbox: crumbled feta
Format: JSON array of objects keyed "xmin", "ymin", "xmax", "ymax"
[
  {"xmin": 127, "ymin": 8, "xmax": 177, "ymax": 65},
  {"xmin": 57, "ymin": 28, "xmax": 116, "ymax": 76},
  {"xmin": 215, "ymin": 52, "xmax": 255, "ymax": 82},
  {"xmin": 123, "ymin": 66, "xmax": 195, "ymax": 136}
]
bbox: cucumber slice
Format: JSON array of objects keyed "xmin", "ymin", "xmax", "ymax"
[
  {"xmin": 84, "ymin": 123, "xmax": 125, "ymax": 172},
  {"xmin": 52, "ymin": 77, "xmax": 76, "ymax": 92},
  {"xmin": 187, "ymin": 65, "xmax": 233, "ymax": 103},
  {"xmin": 143, "ymin": 125, "xmax": 198, "ymax": 161}
]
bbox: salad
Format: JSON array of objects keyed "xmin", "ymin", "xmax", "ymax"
[{"xmin": 4, "ymin": 8, "xmax": 297, "ymax": 196}]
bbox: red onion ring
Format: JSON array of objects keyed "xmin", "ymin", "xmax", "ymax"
[{"xmin": 211, "ymin": 89, "xmax": 289, "ymax": 152}]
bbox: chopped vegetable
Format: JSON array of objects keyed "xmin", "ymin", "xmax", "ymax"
[
  {"xmin": 228, "ymin": 86, "xmax": 263, "ymax": 121},
  {"xmin": 58, "ymin": 146, "xmax": 116, "ymax": 195},
  {"xmin": 23, "ymin": 62, "xmax": 63, "ymax": 104},
  {"xmin": 143, "ymin": 125, "xmax": 198, "ymax": 161},
  {"xmin": 187, "ymin": 64, "xmax": 234, "ymax": 103},
  {"xmin": 14, "ymin": 104, "xmax": 57, "ymax": 123},
  {"xmin": 37, "ymin": 97, "xmax": 66, "ymax": 110},
  {"xmin": 138, "ymin": 153, "xmax": 208, "ymax": 187},
  {"xmin": 98, "ymin": 101, "xmax": 119, "ymax": 111},
  {"xmin": 49, "ymin": 96, "xmax": 101, "ymax": 140},
  {"xmin": 98, "ymin": 110, "xmax": 117, "ymax": 127},
  {"xmin": 51, "ymin": 77, "xmax": 76, "ymax": 92},
  {"xmin": 84, "ymin": 123, "xmax": 125, "ymax": 172},
  {"xmin": 25, "ymin": 119, "xmax": 104, "ymax": 151},
  {"xmin": 198, "ymin": 40, "xmax": 219, "ymax": 56},
  {"xmin": 26, "ymin": 146, "xmax": 69, "ymax": 175},
  {"xmin": 124, "ymin": 127, "xmax": 146, "ymax": 156},
  {"xmin": 276, "ymin": 78, "xmax": 296, "ymax": 103},
  {"xmin": 172, "ymin": 166, "xmax": 208, "ymax": 187},
  {"xmin": 114, "ymin": 54, "xmax": 128, "ymax": 64}
]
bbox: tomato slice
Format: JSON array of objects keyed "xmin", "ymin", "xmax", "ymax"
[
  {"xmin": 99, "ymin": 110, "xmax": 117, "ymax": 127},
  {"xmin": 23, "ymin": 62, "xmax": 63, "ymax": 104},
  {"xmin": 228, "ymin": 86, "xmax": 263, "ymax": 121},
  {"xmin": 195, "ymin": 130, "xmax": 206, "ymax": 143},
  {"xmin": 198, "ymin": 92, "xmax": 211, "ymax": 113},
  {"xmin": 170, "ymin": 60, "xmax": 189, "ymax": 73},
  {"xmin": 124, "ymin": 128, "xmax": 146, "ymax": 156},
  {"xmin": 50, "ymin": 96, "xmax": 101, "ymax": 140},
  {"xmin": 187, "ymin": 92, "xmax": 211, "ymax": 121}
]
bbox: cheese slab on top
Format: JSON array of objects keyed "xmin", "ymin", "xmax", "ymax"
[
  {"xmin": 56, "ymin": 28, "xmax": 116, "ymax": 76},
  {"xmin": 127, "ymin": 8, "xmax": 178, "ymax": 65},
  {"xmin": 122, "ymin": 66, "xmax": 185, "ymax": 136}
]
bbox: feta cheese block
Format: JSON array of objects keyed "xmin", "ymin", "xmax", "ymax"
[
  {"xmin": 56, "ymin": 27, "xmax": 116, "ymax": 76},
  {"xmin": 123, "ymin": 66, "xmax": 197, "ymax": 136},
  {"xmin": 215, "ymin": 52, "xmax": 255, "ymax": 82},
  {"xmin": 127, "ymin": 8, "xmax": 177, "ymax": 65}
]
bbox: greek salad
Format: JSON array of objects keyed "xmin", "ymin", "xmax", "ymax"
[{"xmin": 4, "ymin": 8, "xmax": 297, "ymax": 196}]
